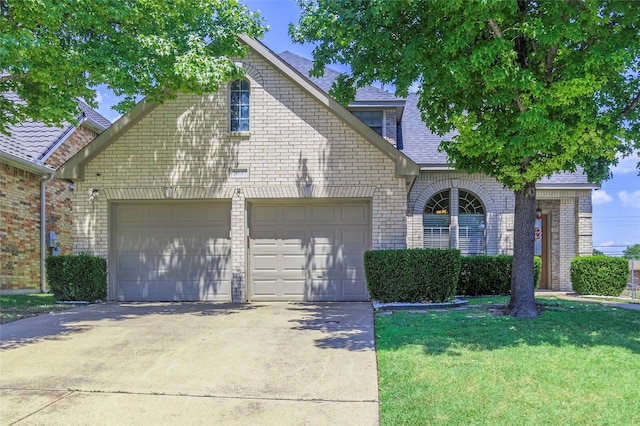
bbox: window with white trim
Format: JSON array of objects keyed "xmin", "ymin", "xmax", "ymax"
[
  {"xmin": 230, "ymin": 79, "xmax": 250, "ymax": 132},
  {"xmin": 423, "ymin": 190, "xmax": 451, "ymax": 250},
  {"xmin": 423, "ymin": 189, "xmax": 486, "ymax": 255}
]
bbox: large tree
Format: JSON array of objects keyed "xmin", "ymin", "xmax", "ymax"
[
  {"xmin": 292, "ymin": 0, "xmax": 640, "ymax": 317},
  {"xmin": 624, "ymin": 244, "xmax": 640, "ymax": 260},
  {"xmin": 0, "ymin": 0, "xmax": 265, "ymax": 134}
]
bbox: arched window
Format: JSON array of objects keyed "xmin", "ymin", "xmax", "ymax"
[
  {"xmin": 230, "ymin": 79, "xmax": 250, "ymax": 131},
  {"xmin": 458, "ymin": 190, "xmax": 486, "ymax": 255},
  {"xmin": 423, "ymin": 189, "xmax": 486, "ymax": 255},
  {"xmin": 423, "ymin": 190, "xmax": 450, "ymax": 250}
]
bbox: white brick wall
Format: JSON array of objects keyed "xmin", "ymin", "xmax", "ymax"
[{"xmin": 72, "ymin": 51, "xmax": 408, "ymax": 301}]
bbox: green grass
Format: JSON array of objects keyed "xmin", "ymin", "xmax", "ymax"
[
  {"xmin": 0, "ymin": 294, "xmax": 76, "ymax": 324},
  {"xmin": 376, "ymin": 297, "xmax": 640, "ymax": 425}
]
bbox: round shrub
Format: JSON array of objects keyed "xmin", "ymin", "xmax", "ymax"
[
  {"xmin": 46, "ymin": 253, "xmax": 107, "ymax": 301},
  {"xmin": 570, "ymin": 256, "xmax": 629, "ymax": 296}
]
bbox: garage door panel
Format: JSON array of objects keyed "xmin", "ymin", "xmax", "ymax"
[
  {"xmin": 114, "ymin": 202, "xmax": 231, "ymax": 302},
  {"xmin": 282, "ymin": 205, "xmax": 307, "ymax": 222},
  {"xmin": 307, "ymin": 280, "xmax": 337, "ymax": 300},
  {"xmin": 252, "ymin": 254, "xmax": 279, "ymax": 272},
  {"xmin": 118, "ymin": 206, "xmax": 144, "ymax": 223},
  {"xmin": 282, "ymin": 254, "xmax": 307, "ymax": 272},
  {"xmin": 340, "ymin": 279, "xmax": 368, "ymax": 298},
  {"xmin": 251, "ymin": 205, "xmax": 279, "ymax": 223},
  {"xmin": 116, "ymin": 230, "xmax": 145, "ymax": 250},
  {"xmin": 311, "ymin": 205, "xmax": 337, "ymax": 222},
  {"xmin": 341, "ymin": 204, "xmax": 369, "ymax": 223},
  {"xmin": 252, "ymin": 279, "xmax": 278, "ymax": 297},
  {"xmin": 342, "ymin": 227, "xmax": 368, "ymax": 247},
  {"xmin": 249, "ymin": 201, "xmax": 370, "ymax": 301},
  {"xmin": 147, "ymin": 206, "xmax": 172, "ymax": 222},
  {"xmin": 282, "ymin": 280, "xmax": 306, "ymax": 296}
]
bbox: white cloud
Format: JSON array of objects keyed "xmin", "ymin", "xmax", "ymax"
[
  {"xmin": 599, "ymin": 241, "xmax": 616, "ymax": 247},
  {"xmin": 592, "ymin": 190, "xmax": 613, "ymax": 205},
  {"xmin": 612, "ymin": 153, "xmax": 639, "ymax": 175},
  {"xmin": 618, "ymin": 190, "xmax": 640, "ymax": 208}
]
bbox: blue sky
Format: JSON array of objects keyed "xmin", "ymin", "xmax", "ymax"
[{"xmin": 94, "ymin": 0, "xmax": 640, "ymax": 256}]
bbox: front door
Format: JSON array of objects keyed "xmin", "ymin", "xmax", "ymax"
[{"xmin": 539, "ymin": 214, "xmax": 549, "ymax": 289}]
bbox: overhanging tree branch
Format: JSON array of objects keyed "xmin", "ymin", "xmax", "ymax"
[
  {"xmin": 622, "ymin": 93, "xmax": 640, "ymax": 118},
  {"xmin": 545, "ymin": 45, "xmax": 559, "ymax": 83},
  {"xmin": 488, "ymin": 19, "xmax": 527, "ymax": 113}
]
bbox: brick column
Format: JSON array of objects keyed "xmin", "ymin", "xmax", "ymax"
[{"xmin": 231, "ymin": 189, "xmax": 247, "ymax": 302}]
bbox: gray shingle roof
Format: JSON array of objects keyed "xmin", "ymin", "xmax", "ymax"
[
  {"xmin": 0, "ymin": 97, "xmax": 110, "ymax": 165},
  {"xmin": 399, "ymin": 93, "xmax": 454, "ymax": 165},
  {"xmin": 78, "ymin": 100, "xmax": 112, "ymax": 129},
  {"xmin": 277, "ymin": 52, "xmax": 592, "ymax": 186},
  {"xmin": 278, "ymin": 51, "xmax": 401, "ymax": 102}
]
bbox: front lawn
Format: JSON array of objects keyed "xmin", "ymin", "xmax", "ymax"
[
  {"xmin": 0, "ymin": 294, "xmax": 76, "ymax": 324},
  {"xmin": 376, "ymin": 297, "xmax": 640, "ymax": 425}
]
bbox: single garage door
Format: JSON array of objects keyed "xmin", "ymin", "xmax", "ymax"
[
  {"xmin": 113, "ymin": 201, "xmax": 232, "ymax": 301},
  {"xmin": 249, "ymin": 201, "xmax": 371, "ymax": 301}
]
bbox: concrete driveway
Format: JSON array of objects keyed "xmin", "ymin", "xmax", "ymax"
[{"xmin": 0, "ymin": 302, "xmax": 379, "ymax": 425}]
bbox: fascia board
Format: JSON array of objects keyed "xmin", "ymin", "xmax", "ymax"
[
  {"xmin": 535, "ymin": 182, "xmax": 599, "ymax": 190},
  {"xmin": 348, "ymin": 100, "xmax": 406, "ymax": 108},
  {"xmin": 0, "ymin": 150, "xmax": 55, "ymax": 175},
  {"xmin": 57, "ymin": 99, "xmax": 157, "ymax": 180}
]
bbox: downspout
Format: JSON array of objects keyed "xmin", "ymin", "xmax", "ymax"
[{"xmin": 40, "ymin": 172, "xmax": 54, "ymax": 293}]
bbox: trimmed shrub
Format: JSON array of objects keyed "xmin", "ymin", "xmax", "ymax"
[
  {"xmin": 46, "ymin": 253, "xmax": 107, "ymax": 301},
  {"xmin": 458, "ymin": 255, "xmax": 543, "ymax": 296},
  {"xmin": 364, "ymin": 248, "xmax": 461, "ymax": 303},
  {"xmin": 571, "ymin": 256, "xmax": 629, "ymax": 296},
  {"xmin": 534, "ymin": 256, "xmax": 542, "ymax": 290}
]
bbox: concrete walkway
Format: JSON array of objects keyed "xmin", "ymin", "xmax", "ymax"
[
  {"xmin": 535, "ymin": 290, "xmax": 640, "ymax": 311},
  {"xmin": 0, "ymin": 302, "xmax": 379, "ymax": 425}
]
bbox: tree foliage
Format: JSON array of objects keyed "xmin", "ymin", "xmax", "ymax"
[
  {"xmin": 623, "ymin": 244, "xmax": 640, "ymax": 260},
  {"xmin": 0, "ymin": 0, "xmax": 266, "ymax": 134},
  {"xmin": 292, "ymin": 0, "xmax": 639, "ymax": 317}
]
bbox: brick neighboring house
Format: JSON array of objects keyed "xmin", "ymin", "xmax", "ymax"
[
  {"xmin": 0, "ymin": 101, "xmax": 110, "ymax": 293},
  {"xmin": 57, "ymin": 37, "xmax": 594, "ymax": 302}
]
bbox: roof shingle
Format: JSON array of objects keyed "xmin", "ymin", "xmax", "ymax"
[{"xmin": 0, "ymin": 97, "xmax": 110, "ymax": 165}]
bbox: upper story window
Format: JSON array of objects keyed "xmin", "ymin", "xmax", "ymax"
[
  {"xmin": 230, "ymin": 79, "xmax": 250, "ymax": 132},
  {"xmin": 352, "ymin": 110, "xmax": 383, "ymax": 136}
]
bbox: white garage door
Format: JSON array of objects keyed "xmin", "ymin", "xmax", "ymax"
[
  {"xmin": 113, "ymin": 202, "xmax": 232, "ymax": 301},
  {"xmin": 249, "ymin": 201, "xmax": 371, "ymax": 301}
]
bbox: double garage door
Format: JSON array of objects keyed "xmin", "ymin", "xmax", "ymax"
[{"xmin": 113, "ymin": 201, "xmax": 371, "ymax": 302}]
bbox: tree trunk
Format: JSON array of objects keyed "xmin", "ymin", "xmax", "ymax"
[{"xmin": 505, "ymin": 182, "xmax": 540, "ymax": 318}]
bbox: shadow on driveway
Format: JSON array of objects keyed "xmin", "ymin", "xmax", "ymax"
[{"xmin": 0, "ymin": 302, "xmax": 264, "ymax": 350}]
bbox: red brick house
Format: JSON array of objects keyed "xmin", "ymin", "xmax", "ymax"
[{"xmin": 0, "ymin": 101, "xmax": 110, "ymax": 293}]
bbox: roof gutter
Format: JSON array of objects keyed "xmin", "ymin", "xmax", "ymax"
[
  {"xmin": 0, "ymin": 150, "xmax": 56, "ymax": 175},
  {"xmin": 40, "ymin": 173, "xmax": 54, "ymax": 293},
  {"xmin": 39, "ymin": 124, "xmax": 77, "ymax": 163}
]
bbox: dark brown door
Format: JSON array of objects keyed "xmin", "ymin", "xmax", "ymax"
[{"xmin": 539, "ymin": 214, "xmax": 549, "ymax": 289}]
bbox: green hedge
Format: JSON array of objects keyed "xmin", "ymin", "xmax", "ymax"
[
  {"xmin": 570, "ymin": 256, "xmax": 629, "ymax": 296},
  {"xmin": 457, "ymin": 255, "xmax": 542, "ymax": 296},
  {"xmin": 364, "ymin": 248, "xmax": 461, "ymax": 303},
  {"xmin": 45, "ymin": 253, "xmax": 107, "ymax": 301}
]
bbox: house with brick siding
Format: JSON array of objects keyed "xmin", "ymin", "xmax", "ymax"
[
  {"xmin": 0, "ymin": 100, "xmax": 110, "ymax": 293},
  {"xmin": 57, "ymin": 36, "xmax": 594, "ymax": 302}
]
